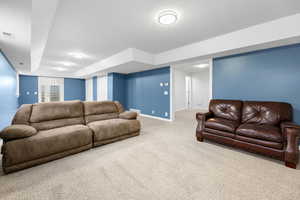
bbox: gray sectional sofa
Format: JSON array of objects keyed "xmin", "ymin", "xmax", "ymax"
[{"xmin": 0, "ymin": 100, "xmax": 140, "ymax": 173}]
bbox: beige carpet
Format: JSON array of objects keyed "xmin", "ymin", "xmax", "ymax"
[{"xmin": 0, "ymin": 110, "xmax": 299, "ymax": 200}]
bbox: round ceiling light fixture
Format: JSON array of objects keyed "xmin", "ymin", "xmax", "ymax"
[{"xmin": 158, "ymin": 10, "xmax": 178, "ymax": 25}]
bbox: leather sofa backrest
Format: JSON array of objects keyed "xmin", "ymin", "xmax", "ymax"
[
  {"xmin": 242, "ymin": 101, "xmax": 292, "ymax": 125},
  {"xmin": 29, "ymin": 101, "xmax": 85, "ymax": 130},
  {"xmin": 209, "ymin": 99, "xmax": 242, "ymax": 121},
  {"xmin": 83, "ymin": 101, "xmax": 119, "ymax": 124}
]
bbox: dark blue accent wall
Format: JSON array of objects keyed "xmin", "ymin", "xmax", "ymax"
[
  {"xmin": 107, "ymin": 73, "xmax": 126, "ymax": 106},
  {"xmin": 213, "ymin": 43, "xmax": 300, "ymax": 124},
  {"xmin": 0, "ymin": 51, "xmax": 18, "ymax": 129},
  {"xmin": 19, "ymin": 75, "xmax": 38, "ymax": 105},
  {"xmin": 64, "ymin": 78, "xmax": 86, "ymax": 101},
  {"xmin": 126, "ymin": 67, "xmax": 170, "ymax": 119},
  {"xmin": 92, "ymin": 76, "xmax": 97, "ymax": 101},
  {"xmin": 108, "ymin": 67, "xmax": 170, "ymax": 119}
]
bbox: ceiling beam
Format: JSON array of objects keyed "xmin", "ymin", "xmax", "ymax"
[{"xmin": 31, "ymin": 0, "xmax": 59, "ymax": 72}]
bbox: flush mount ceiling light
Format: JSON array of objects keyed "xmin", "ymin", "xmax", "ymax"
[
  {"xmin": 157, "ymin": 10, "xmax": 178, "ymax": 25},
  {"xmin": 194, "ymin": 64, "xmax": 209, "ymax": 68},
  {"xmin": 68, "ymin": 52, "xmax": 88, "ymax": 59},
  {"xmin": 59, "ymin": 61, "xmax": 76, "ymax": 67},
  {"xmin": 53, "ymin": 67, "xmax": 68, "ymax": 71}
]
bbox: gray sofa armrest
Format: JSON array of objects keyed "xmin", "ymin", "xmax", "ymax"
[
  {"xmin": 119, "ymin": 111, "xmax": 138, "ymax": 120},
  {"xmin": 0, "ymin": 125, "xmax": 37, "ymax": 141}
]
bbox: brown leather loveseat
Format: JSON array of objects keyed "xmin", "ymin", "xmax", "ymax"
[
  {"xmin": 0, "ymin": 100, "xmax": 140, "ymax": 173},
  {"xmin": 196, "ymin": 99, "xmax": 300, "ymax": 169}
]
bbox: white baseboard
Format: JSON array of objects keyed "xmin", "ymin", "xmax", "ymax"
[{"xmin": 139, "ymin": 113, "xmax": 172, "ymax": 122}]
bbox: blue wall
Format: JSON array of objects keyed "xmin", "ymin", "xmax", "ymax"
[
  {"xmin": 213, "ymin": 43, "xmax": 300, "ymax": 124},
  {"xmin": 19, "ymin": 75, "xmax": 38, "ymax": 105},
  {"xmin": 64, "ymin": 78, "xmax": 86, "ymax": 101},
  {"xmin": 92, "ymin": 76, "xmax": 97, "ymax": 101},
  {"xmin": 108, "ymin": 67, "xmax": 170, "ymax": 119},
  {"xmin": 108, "ymin": 73, "xmax": 127, "ymax": 106},
  {"xmin": 0, "ymin": 51, "xmax": 18, "ymax": 129}
]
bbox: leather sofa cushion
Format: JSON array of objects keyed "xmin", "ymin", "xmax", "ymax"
[
  {"xmin": 242, "ymin": 101, "xmax": 292, "ymax": 125},
  {"xmin": 236, "ymin": 123, "xmax": 282, "ymax": 143},
  {"xmin": 235, "ymin": 135, "xmax": 283, "ymax": 150},
  {"xmin": 205, "ymin": 118, "xmax": 240, "ymax": 133},
  {"xmin": 3, "ymin": 125, "xmax": 92, "ymax": 166},
  {"xmin": 209, "ymin": 100, "xmax": 242, "ymax": 121},
  {"xmin": 204, "ymin": 128, "xmax": 235, "ymax": 138},
  {"xmin": 88, "ymin": 119, "xmax": 140, "ymax": 141},
  {"xmin": 30, "ymin": 101, "xmax": 84, "ymax": 123},
  {"xmin": 0, "ymin": 125, "xmax": 37, "ymax": 140}
]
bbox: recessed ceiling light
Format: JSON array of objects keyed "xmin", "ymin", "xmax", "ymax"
[
  {"xmin": 59, "ymin": 61, "xmax": 76, "ymax": 67},
  {"xmin": 68, "ymin": 52, "xmax": 88, "ymax": 59},
  {"xmin": 194, "ymin": 64, "xmax": 209, "ymax": 68},
  {"xmin": 53, "ymin": 67, "xmax": 68, "ymax": 71},
  {"xmin": 2, "ymin": 32, "xmax": 12, "ymax": 37},
  {"xmin": 157, "ymin": 10, "xmax": 178, "ymax": 25}
]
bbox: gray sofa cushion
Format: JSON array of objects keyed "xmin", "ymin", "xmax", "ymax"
[
  {"xmin": 3, "ymin": 124, "xmax": 92, "ymax": 166},
  {"xmin": 88, "ymin": 119, "xmax": 140, "ymax": 141}
]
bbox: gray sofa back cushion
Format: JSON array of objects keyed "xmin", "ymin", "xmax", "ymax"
[
  {"xmin": 29, "ymin": 101, "xmax": 84, "ymax": 130},
  {"xmin": 84, "ymin": 101, "xmax": 119, "ymax": 124}
]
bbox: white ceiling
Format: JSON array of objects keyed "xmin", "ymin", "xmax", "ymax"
[
  {"xmin": 0, "ymin": 0, "xmax": 31, "ymax": 72},
  {"xmin": 1, "ymin": 0, "xmax": 300, "ymax": 77}
]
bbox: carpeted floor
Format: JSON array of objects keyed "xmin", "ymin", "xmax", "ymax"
[{"xmin": 0, "ymin": 110, "xmax": 299, "ymax": 200}]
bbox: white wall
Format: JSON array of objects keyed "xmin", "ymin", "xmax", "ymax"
[
  {"xmin": 85, "ymin": 78, "xmax": 93, "ymax": 101},
  {"xmin": 173, "ymin": 69, "xmax": 187, "ymax": 111},
  {"xmin": 97, "ymin": 75, "xmax": 108, "ymax": 101},
  {"xmin": 191, "ymin": 68, "xmax": 210, "ymax": 109},
  {"xmin": 173, "ymin": 66, "xmax": 210, "ymax": 112}
]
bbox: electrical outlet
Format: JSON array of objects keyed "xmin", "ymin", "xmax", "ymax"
[
  {"xmin": 34, "ymin": 91, "xmax": 38, "ymax": 95},
  {"xmin": 164, "ymin": 82, "xmax": 169, "ymax": 86},
  {"xmin": 26, "ymin": 91, "xmax": 30, "ymax": 95},
  {"xmin": 164, "ymin": 91, "xmax": 168, "ymax": 95},
  {"xmin": 165, "ymin": 112, "xmax": 168, "ymax": 117},
  {"xmin": 160, "ymin": 83, "xmax": 163, "ymax": 87},
  {"xmin": 152, "ymin": 110, "xmax": 155, "ymax": 114}
]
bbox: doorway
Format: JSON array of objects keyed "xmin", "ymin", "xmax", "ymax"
[{"xmin": 171, "ymin": 59, "xmax": 212, "ymax": 120}]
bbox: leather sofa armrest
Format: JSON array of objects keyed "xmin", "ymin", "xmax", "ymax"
[
  {"xmin": 196, "ymin": 112, "xmax": 213, "ymax": 141},
  {"xmin": 0, "ymin": 124, "xmax": 37, "ymax": 141},
  {"xmin": 281, "ymin": 121, "xmax": 300, "ymax": 168},
  {"xmin": 119, "ymin": 111, "xmax": 138, "ymax": 120},
  {"xmin": 196, "ymin": 111, "xmax": 213, "ymax": 121}
]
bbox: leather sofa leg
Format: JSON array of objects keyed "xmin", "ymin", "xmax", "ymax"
[
  {"xmin": 285, "ymin": 161, "xmax": 297, "ymax": 169},
  {"xmin": 197, "ymin": 136, "xmax": 204, "ymax": 142}
]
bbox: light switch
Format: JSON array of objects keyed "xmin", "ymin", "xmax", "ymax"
[
  {"xmin": 26, "ymin": 91, "xmax": 30, "ymax": 95},
  {"xmin": 164, "ymin": 82, "xmax": 169, "ymax": 86},
  {"xmin": 160, "ymin": 83, "xmax": 163, "ymax": 87},
  {"xmin": 34, "ymin": 91, "xmax": 38, "ymax": 95},
  {"xmin": 164, "ymin": 91, "xmax": 168, "ymax": 95}
]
